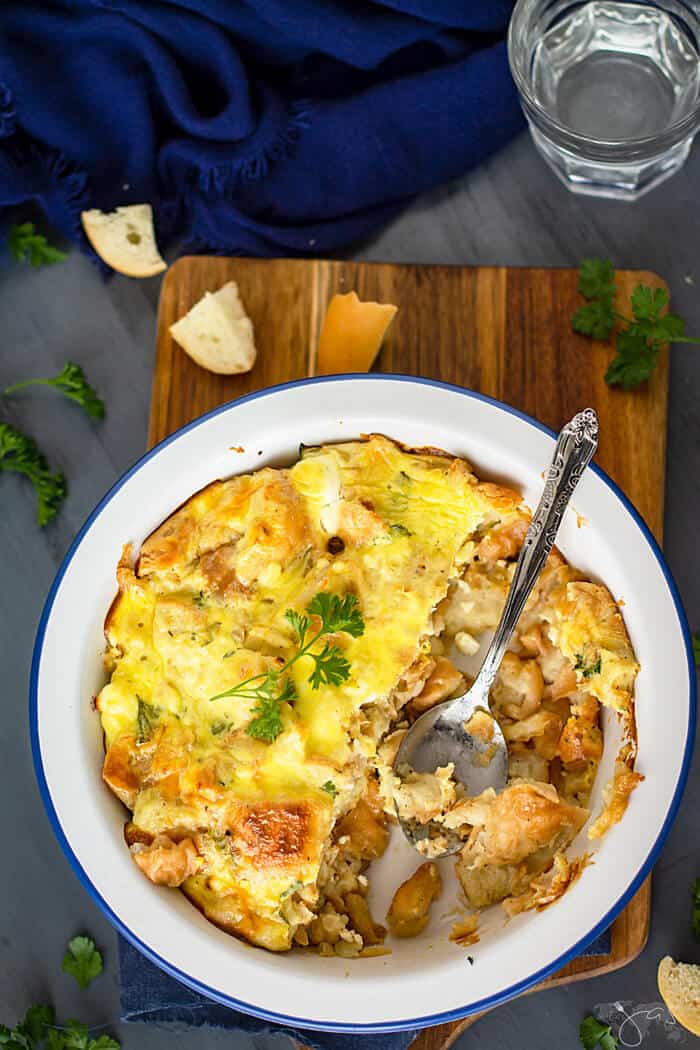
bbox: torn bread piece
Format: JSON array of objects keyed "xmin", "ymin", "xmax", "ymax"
[
  {"xmin": 169, "ymin": 281, "xmax": 257, "ymax": 375},
  {"xmin": 658, "ymin": 957, "xmax": 700, "ymax": 1037},
  {"xmin": 81, "ymin": 205, "xmax": 166, "ymax": 277},
  {"xmin": 316, "ymin": 291, "xmax": 397, "ymax": 374}
]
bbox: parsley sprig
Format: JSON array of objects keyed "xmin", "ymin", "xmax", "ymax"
[
  {"xmin": 1, "ymin": 936, "xmax": 116, "ymax": 1050},
  {"xmin": 0, "ymin": 1008, "xmax": 118, "ymax": 1050},
  {"xmin": 692, "ymin": 633, "xmax": 700, "ymax": 667},
  {"xmin": 692, "ymin": 877, "xmax": 700, "ymax": 940},
  {"xmin": 0, "ymin": 422, "xmax": 66, "ymax": 526},
  {"xmin": 572, "ymin": 259, "xmax": 700, "ymax": 390},
  {"xmin": 61, "ymin": 937, "xmax": 103, "ymax": 990},
  {"xmin": 8, "ymin": 223, "xmax": 67, "ymax": 267},
  {"xmin": 210, "ymin": 592, "xmax": 365, "ymax": 743},
  {"xmin": 4, "ymin": 362, "xmax": 104, "ymax": 420},
  {"xmin": 580, "ymin": 1014, "xmax": 618, "ymax": 1049},
  {"xmin": 1, "ymin": 1005, "xmax": 55, "ymax": 1050}
]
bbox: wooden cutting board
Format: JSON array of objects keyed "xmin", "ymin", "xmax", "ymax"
[{"xmin": 152, "ymin": 256, "xmax": 668, "ymax": 1049}]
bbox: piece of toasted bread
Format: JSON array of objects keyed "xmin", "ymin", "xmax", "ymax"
[
  {"xmin": 316, "ymin": 291, "xmax": 397, "ymax": 375},
  {"xmin": 81, "ymin": 205, "xmax": 166, "ymax": 277},
  {"xmin": 658, "ymin": 956, "xmax": 700, "ymax": 1036},
  {"xmin": 169, "ymin": 281, "xmax": 257, "ymax": 375}
]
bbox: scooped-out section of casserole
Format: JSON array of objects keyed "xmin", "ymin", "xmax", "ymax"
[{"xmin": 96, "ymin": 435, "xmax": 641, "ymax": 955}]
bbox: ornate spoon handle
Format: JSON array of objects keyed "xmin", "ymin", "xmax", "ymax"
[{"xmin": 468, "ymin": 409, "xmax": 599, "ymax": 700}]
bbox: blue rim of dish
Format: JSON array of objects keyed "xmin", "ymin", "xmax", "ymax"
[{"xmin": 30, "ymin": 374, "xmax": 696, "ymax": 1034}]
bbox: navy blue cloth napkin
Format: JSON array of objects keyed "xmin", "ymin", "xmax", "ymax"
[
  {"xmin": 119, "ymin": 936, "xmax": 414, "ymax": 1049},
  {"xmin": 0, "ymin": 0, "xmax": 523, "ymax": 258},
  {"xmin": 119, "ymin": 928, "xmax": 611, "ymax": 1047}
]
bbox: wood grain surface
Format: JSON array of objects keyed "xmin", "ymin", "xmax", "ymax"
[{"xmin": 152, "ymin": 256, "xmax": 668, "ymax": 1048}]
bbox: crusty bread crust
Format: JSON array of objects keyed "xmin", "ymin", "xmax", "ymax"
[
  {"xmin": 169, "ymin": 281, "xmax": 257, "ymax": 375},
  {"xmin": 81, "ymin": 205, "xmax": 166, "ymax": 278},
  {"xmin": 658, "ymin": 956, "xmax": 700, "ymax": 1036}
]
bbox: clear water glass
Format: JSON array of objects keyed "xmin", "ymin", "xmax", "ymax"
[{"xmin": 508, "ymin": 0, "xmax": 700, "ymax": 199}]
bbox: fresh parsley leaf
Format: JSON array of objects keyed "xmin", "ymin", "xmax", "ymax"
[
  {"xmin": 692, "ymin": 877, "xmax": 700, "ymax": 940},
  {"xmin": 307, "ymin": 592, "xmax": 365, "ymax": 637},
  {"xmin": 572, "ymin": 300, "xmax": 616, "ymax": 341},
  {"xmin": 693, "ymin": 634, "xmax": 700, "ymax": 667},
  {"xmin": 19, "ymin": 1005, "xmax": 54, "ymax": 1044},
  {"xmin": 573, "ymin": 261, "xmax": 700, "ymax": 390},
  {"xmin": 61, "ymin": 1020, "xmax": 90, "ymax": 1050},
  {"xmin": 8, "ymin": 222, "xmax": 67, "ymax": 267},
  {"xmin": 1, "ymin": 1005, "xmax": 54, "ymax": 1050},
  {"xmin": 308, "ymin": 643, "xmax": 351, "ymax": 689},
  {"xmin": 273, "ymin": 681, "xmax": 297, "ymax": 723},
  {"xmin": 4, "ymin": 361, "xmax": 105, "ymax": 420},
  {"xmin": 244, "ymin": 673, "xmax": 297, "ymax": 743},
  {"xmin": 628, "ymin": 284, "xmax": 689, "ymax": 345},
  {"xmin": 0, "ymin": 1031, "xmax": 31, "ymax": 1050},
  {"xmin": 578, "ymin": 258, "xmax": 616, "ymax": 301},
  {"xmin": 43, "ymin": 362, "xmax": 104, "ymax": 420},
  {"xmin": 0, "ymin": 951, "xmax": 119, "ymax": 1050},
  {"xmin": 572, "ymin": 259, "xmax": 616, "ymax": 340},
  {"xmin": 630, "ymin": 284, "xmax": 668, "ymax": 320},
  {"xmin": 285, "ymin": 608, "xmax": 309, "ymax": 647},
  {"xmin": 604, "ymin": 327, "xmax": 659, "ymax": 389},
  {"xmin": 650, "ymin": 311, "xmax": 686, "ymax": 342},
  {"xmin": 1, "ymin": 1030, "xmax": 29, "ymax": 1049},
  {"xmin": 580, "ymin": 1014, "xmax": 617, "ymax": 1049},
  {"xmin": 321, "ymin": 780, "xmax": 338, "ymax": 798},
  {"xmin": 136, "ymin": 697, "xmax": 159, "ymax": 743},
  {"xmin": 62, "ymin": 936, "xmax": 103, "ymax": 990},
  {"xmin": 48, "ymin": 1024, "xmax": 117, "ymax": 1050},
  {"xmin": 0, "ymin": 422, "xmax": 66, "ymax": 526},
  {"xmin": 0, "ymin": 1027, "xmax": 25, "ymax": 1050},
  {"xmin": 247, "ymin": 693, "xmax": 285, "ymax": 743},
  {"xmin": 277, "ymin": 677, "xmax": 298, "ymax": 704}
]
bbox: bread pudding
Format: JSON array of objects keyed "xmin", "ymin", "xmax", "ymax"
[{"xmin": 97, "ymin": 435, "xmax": 641, "ymax": 954}]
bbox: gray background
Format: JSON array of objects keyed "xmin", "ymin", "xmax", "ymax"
[{"xmin": 1, "ymin": 130, "xmax": 698, "ymax": 1049}]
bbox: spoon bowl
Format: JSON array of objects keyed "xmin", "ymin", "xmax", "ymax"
[
  {"xmin": 394, "ymin": 408, "xmax": 599, "ymax": 855},
  {"xmin": 394, "ymin": 699, "xmax": 509, "ymax": 855}
]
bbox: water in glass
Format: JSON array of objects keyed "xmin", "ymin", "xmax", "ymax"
[{"xmin": 531, "ymin": 2, "xmax": 700, "ymax": 141}]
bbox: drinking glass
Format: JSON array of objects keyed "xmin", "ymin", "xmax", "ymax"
[{"xmin": 508, "ymin": 0, "xmax": 700, "ymax": 199}]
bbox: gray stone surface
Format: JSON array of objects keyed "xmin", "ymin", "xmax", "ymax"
[{"xmin": 1, "ymin": 130, "xmax": 698, "ymax": 1050}]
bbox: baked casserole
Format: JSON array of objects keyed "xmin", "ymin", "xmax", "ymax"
[{"xmin": 97, "ymin": 435, "xmax": 641, "ymax": 954}]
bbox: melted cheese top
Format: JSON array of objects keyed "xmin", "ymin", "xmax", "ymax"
[{"xmin": 97, "ymin": 436, "xmax": 527, "ymax": 948}]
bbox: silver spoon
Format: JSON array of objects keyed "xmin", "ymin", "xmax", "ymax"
[{"xmin": 394, "ymin": 409, "xmax": 599, "ymax": 855}]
